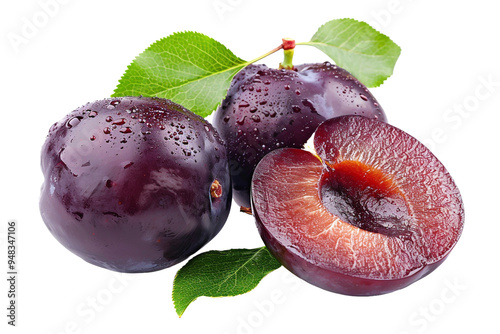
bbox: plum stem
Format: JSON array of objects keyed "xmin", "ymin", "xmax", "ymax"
[
  {"xmin": 279, "ymin": 38, "xmax": 296, "ymax": 70},
  {"xmin": 240, "ymin": 206, "xmax": 252, "ymax": 215},
  {"xmin": 210, "ymin": 179, "xmax": 223, "ymax": 199},
  {"xmin": 247, "ymin": 44, "xmax": 284, "ymax": 65},
  {"xmin": 246, "ymin": 38, "xmax": 296, "ymax": 69}
]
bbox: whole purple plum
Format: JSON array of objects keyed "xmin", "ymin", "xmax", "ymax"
[
  {"xmin": 213, "ymin": 62, "xmax": 386, "ymax": 209},
  {"xmin": 40, "ymin": 96, "xmax": 231, "ymax": 272}
]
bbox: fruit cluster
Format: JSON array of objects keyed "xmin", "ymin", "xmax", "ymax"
[{"xmin": 40, "ymin": 41, "xmax": 463, "ymax": 296}]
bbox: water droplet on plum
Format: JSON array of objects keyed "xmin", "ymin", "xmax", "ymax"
[
  {"xmin": 66, "ymin": 117, "xmax": 82, "ymax": 128},
  {"xmin": 301, "ymin": 99, "xmax": 317, "ymax": 113},
  {"xmin": 113, "ymin": 118, "xmax": 126, "ymax": 126},
  {"xmin": 251, "ymin": 115, "xmax": 261, "ymax": 123},
  {"xmin": 106, "ymin": 100, "xmax": 121, "ymax": 110},
  {"xmin": 120, "ymin": 127, "xmax": 132, "ymax": 134},
  {"xmin": 236, "ymin": 117, "xmax": 246, "ymax": 125}
]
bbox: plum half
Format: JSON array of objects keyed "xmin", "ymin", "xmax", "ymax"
[
  {"xmin": 213, "ymin": 62, "xmax": 386, "ymax": 209},
  {"xmin": 251, "ymin": 116, "xmax": 464, "ymax": 296},
  {"xmin": 40, "ymin": 96, "xmax": 231, "ymax": 273}
]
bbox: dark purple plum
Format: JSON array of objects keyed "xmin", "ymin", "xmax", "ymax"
[
  {"xmin": 213, "ymin": 62, "xmax": 386, "ymax": 209},
  {"xmin": 40, "ymin": 96, "xmax": 231, "ymax": 273}
]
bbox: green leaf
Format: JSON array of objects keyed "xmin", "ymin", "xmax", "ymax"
[
  {"xmin": 172, "ymin": 247, "xmax": 282, "ymax": 317},
  {"xmin": 112, "ymin": 31, "xmax": 248, "ymax": 117},
  {"xmin": 303, "ymin": 18, "xmax": 401, "ymax": 87}
]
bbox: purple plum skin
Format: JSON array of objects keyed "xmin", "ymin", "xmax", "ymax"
[
  {"xmin": 213, "ymin": 62, "xmax": 386, "ymax": 208},
  {"xmin": 40, "ymin": 96, "xmax": 231, "ymax": 273}
]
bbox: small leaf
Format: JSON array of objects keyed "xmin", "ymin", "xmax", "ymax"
[
  {"xmin": 112, "ymin": 31, "xmax": 248, "ymax": 117},
  {"xmin": 304, "ymin": 18, "xmax": 401, "ymax": 87},
  {"xmin": 172, "ymin": 247, "xmax": 281, "ymax": 317}
]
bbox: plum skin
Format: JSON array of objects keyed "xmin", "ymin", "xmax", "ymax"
[
  {"xmin": 251, "ymin": 117, "xmax": 464, "ymax": 296},
  {"xmin": 255, "ymin": 204, "xmax": 447, "ymax": 296},
  {"xmin": 213, "ymin": 62, "xmax": 386, "ymax": 208},
  {"xmin": 40, "ymin": 96, "xmax": 231, "ymax": 273}
]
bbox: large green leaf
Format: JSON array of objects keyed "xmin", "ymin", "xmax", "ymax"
[
  {"xmin": 303, "ymin": 18, "xmax": 401, "ymax": 87},
  {"xmin": 172, "ymin": 247, "xmax": 281, "ymax": 317},
  {"xmin": 112, "ymin": 31, "xmax": 248, "ymax": 117}
]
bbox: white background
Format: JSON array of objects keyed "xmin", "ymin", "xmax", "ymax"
[{"xmin": 1, "ymin": 0, "xmax": 499, "ymax": 333}]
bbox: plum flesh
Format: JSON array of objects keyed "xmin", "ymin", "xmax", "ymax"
[
  {"xmin": 252, "ymin": 116, "xmax": 464, "ymax": 295},
  {"xmin": 213, "ymin": 62, "xmax": 386, "ymax": 208},
  {"xmin": 40, "ymin": 96, "xmax": 231, "ymax": 273}
]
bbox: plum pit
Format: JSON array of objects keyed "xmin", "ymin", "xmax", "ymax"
[{"xmin": 319, "ymin": 160, "xmax": 413, "ymax": 238}]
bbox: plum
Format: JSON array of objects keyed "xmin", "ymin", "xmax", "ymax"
[
  {"xmin": 213, "ymin": 62, "xmax": 386, "ymax": 209},
  {"xmin": 251, "ymin": 116, "xmax": 464, "ymax": 296},
  {"xmin": 40, "ymin": 96, "xmax": 231, "ymax": 273}
]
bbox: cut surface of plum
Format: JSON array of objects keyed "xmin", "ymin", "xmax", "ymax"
[
  {"xmin": 252, "ymin": 116, "xmax": 464, "ymax": 295},
  {"xmin": 320, "ymin": 160, "xmax": 413, "ymax": 238}
]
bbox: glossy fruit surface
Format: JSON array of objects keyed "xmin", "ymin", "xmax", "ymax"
[
  {"xmin": 40, "ymin": 96, "xmax": 231, "ymax": 273},
  {"xmin": 252, "ymin": 116, "xmax": 464, "ymax": 296},
  {"xmin": 213, "ymin": 62, "xmax": 386, "ymax": 208}
]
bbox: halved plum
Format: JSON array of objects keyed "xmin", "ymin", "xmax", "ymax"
[{"xmin": 251, "ymin": 116, "xmax": 464, "ymax": 296}]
